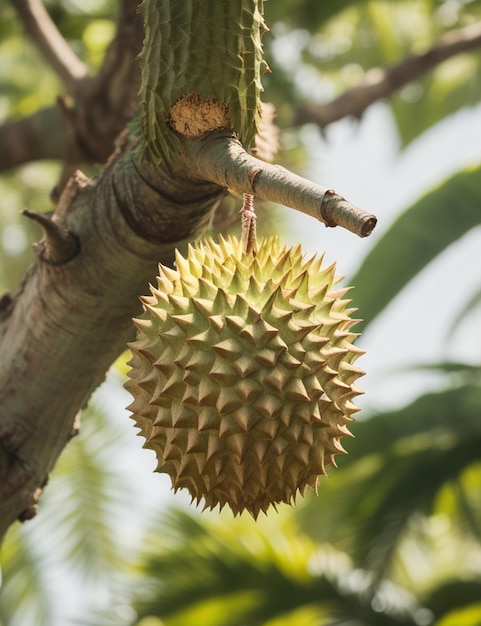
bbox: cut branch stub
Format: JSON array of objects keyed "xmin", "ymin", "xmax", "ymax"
[
  {"xmin": 23, "ymin": 169, "xmax": 88, "ymax": 264},
  {"xmin": 320, "ymin": 189, "xmax": 377, "ymax": 237},
  {"xmin": 166, "ymin": 92, "xmax": 232, "ymax": 138}
]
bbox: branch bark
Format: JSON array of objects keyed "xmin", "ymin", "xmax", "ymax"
[
  {"xmin": 295, "ymin": 21, "xmax": 481, "ymax": 128},
  {"xmin": 0, "ymin": 106, "xmax": 78, "ymax": 171}
]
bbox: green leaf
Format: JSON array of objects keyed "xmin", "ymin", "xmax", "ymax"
[
  {"xmin": 350, "ymin": 165, "xmax": 481, "ymax": 332},
  {"xmin": 446, "ymin": 286, "xmax": 481, "ymax": 338},
  {"xmin": 0, "ymin": 395, "xmax": 139, "ymax": 626},
  {"xmin": 0, "ymin": 526, "xmax": 54, "ymax": 626},
  {"xmin": 433, "ymin": 598, "xmax": 481, "ymax": 626}
]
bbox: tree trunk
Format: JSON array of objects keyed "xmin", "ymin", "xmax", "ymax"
[{"xmin": 0, "ymin": 148, "xmax": 224, "ymax": 536}]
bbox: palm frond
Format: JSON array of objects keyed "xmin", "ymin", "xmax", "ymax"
[
  {"xmin": 0, "ymin": 525, "xmax": 54, "ymax": 626},
  {"xmin": 131, "ymin": 508, "xmax": 426, "ymax": 626},
  {"xmin": 0, "ymin": 374, "xmax": 148, "ymax": 626},
  {"xmin": 423, "ymin": 579, "xmax": 481, "ymax": 624}
]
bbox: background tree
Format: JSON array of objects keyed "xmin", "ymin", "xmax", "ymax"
[{"xmin": 2, "ymin": 0, "xmax": 481, "ymax": 625}]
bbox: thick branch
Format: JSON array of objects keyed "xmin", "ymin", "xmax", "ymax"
[
  {"xmin": 13, "ymin": 0, "xmax": 88, "ymax": 90},
  {"xmin": 295, "ymin": 21, "xmax": 481, "ymax": 128},
  {"xmin": 187, "ymin": 133, "xmax": 377, "ymax": 237}
]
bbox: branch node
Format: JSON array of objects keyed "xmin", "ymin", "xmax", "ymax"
[
  {"xmin": 319, "ymin": 188, "xmax": 377, "ymax": 237},
  {"xmin": 319, "ymin": 189, "xmax": 339, "ymax": 228}
]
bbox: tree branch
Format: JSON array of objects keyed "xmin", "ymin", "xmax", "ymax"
[
  {"xmin": 69, "ymin": 0, "xmax": 144, "ymax": 163},
  {"xmin": 0, "ymin": 106, "xmax": 80, "ymax": 171},
  {"xmin": 186, "ymin": 133, "xmax": 377, "ymax": 237},
  {"xmin": 13, "ymin": 0, "xmax": 88, "ymax": 91},
  {"xmin": 295, "ymin": 21, "xmax": 481, "ymax": 128},
  {"xmin": 1, "ymin": 0, "xmax": 143, "ymax": 175}
]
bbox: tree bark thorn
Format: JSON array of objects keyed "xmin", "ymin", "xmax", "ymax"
[{"xmin": 23, "ymin": 209, "xmax": 80, "ymax": 265}]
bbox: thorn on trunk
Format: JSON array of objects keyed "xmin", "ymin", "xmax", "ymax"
[{"xmin": 23, "ymin": 209, "xmax": 79, "ymax": 264}]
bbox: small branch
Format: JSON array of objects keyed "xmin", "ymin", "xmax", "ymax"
[
  {"xmin": 23, "ymin": 170, "xmax": 86, "ymax": 263},
  {"xmin": 23, "ymin": 209, "xmax": 80, "ymax": 264},
  {"xmin": 188, "ymin": 133, "xmax": 377, "ymax": 238},
  {"xmin": 13, "ymin": 0, "xmax": 88, "ymax": 91},
  {"xmin": 295, "ymin": 21, "xmax": 481, "ymax": 128}
]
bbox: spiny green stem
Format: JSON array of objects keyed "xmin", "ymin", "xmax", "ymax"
[{"xmin": 136, "ymin": 0, "xmax": 266, "ymax": 164}]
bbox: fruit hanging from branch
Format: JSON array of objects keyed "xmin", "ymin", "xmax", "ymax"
[
  {"xmin": 125, "ymin": 0, "xmax": 373, "ymax": 517},
  {"xmin": 126, "ymin": 236, "xmax": 364, "ymax": 518}
]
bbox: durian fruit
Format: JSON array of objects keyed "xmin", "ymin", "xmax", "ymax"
[{"xmin": 126, "ymin": 236, "xmax": 364, "ymax": 518}]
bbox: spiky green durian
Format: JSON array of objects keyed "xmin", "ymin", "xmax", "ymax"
[{"xmin": 126, "ymin": 236, "xmax": 364, "ymax": 518}]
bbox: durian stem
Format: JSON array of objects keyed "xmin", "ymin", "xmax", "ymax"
[
  {"xmin": 240, "ymin": 193, "xmax": 257, "ymax": 255},
  {"xmin": 188, "ymin": 133, "xmax": 377, "ymax": 238}
]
